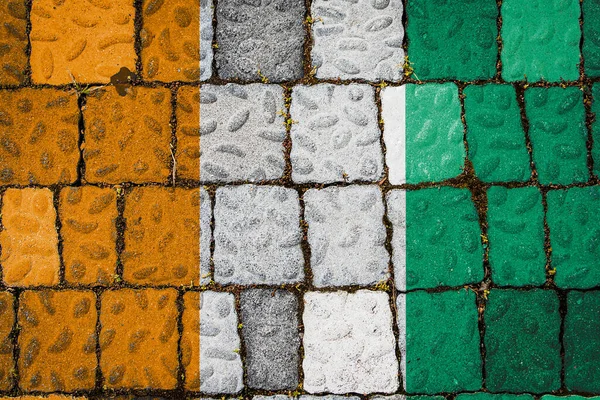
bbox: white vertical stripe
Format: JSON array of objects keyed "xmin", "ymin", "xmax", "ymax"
[
  {"xmin": 381, "ymin": 85, "xmax": 406, "ymax": 185},
  {"xmin": 387, "ymin": 190, "xmax": 407, "ymax": 292},
  {"xmin": 396, "ymin": 293, "xmax": 407, "ymax": 390}
]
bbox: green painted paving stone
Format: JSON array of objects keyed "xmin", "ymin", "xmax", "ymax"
[
  {"xmin": 565, "ymin": 291, "xmax": 600, "ymax": 392},
  {"xmin": 501, "ymin": 0, "xmax": 580, "ymax": 82},
  {"xmin": 456, "ymin": 394, "xmax": 534, "ymax": 400},
  {"xmin": 487, "ymin": 187, "xmax": 546, "ymax": 287},
  {"xmin": 405, "ymin": 0, "xmax": 498, "ymax": 80},
  {"xmin": 584, "ymin": 0, "xmax": 600, "ymax": 77},
  {"xmin": 485, "ymin": 289, "xmax": 561, "ymax": 393},
  {"xmin": 397, "ymin": 290, "xmax": 482, "ymax": 393},
  {"xmin": 592, "ymin": 83, "xmax": 600, "ymax": 177},
  {"xmin": 524, "ymin": 87, "xmax": 588, "ymax": 185},
  {"xmin": 547, "ymin": 187, "xmax": 600, "ymax": 289},
  {"xmin": 543, "ymin": 396, "xmax": 600, "ymax": 400},
  {"xmin": 464, "ymin": 85, "xmax": 531, "ymax": 183}
]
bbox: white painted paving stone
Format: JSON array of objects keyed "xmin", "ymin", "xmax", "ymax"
[
  {"xmin": 304, "ymin": 185, "xmax": 389, "ymax": 287},
  {"xmin": 290, "ymin": 84, "xmax": 383, "ymax": 183},
  {"xmin": 311, "ymin": 0, "xmax": 404, "ymax": 81},
  {"xmin": 213, "ymin": 185, "xmax": 304, "ymax": 285},
  {"xmin": 370, "ymin": 396, "xmax": 406, "ymax": 400},
  {"xmin": 200, "ymin": 0, "xmax": 213, "ymax": 81},
  {"xmin": 303, "ymin": 290, "xmax": 399, "ymax": 394},
  {"xmin": 200, "ymin": 291, "xmax": 244, "ymax": 394},
  {"xmin": 254, "ymin": 396, "xmax": 293, "ymax": 400},
  {"xmin": 302, "ymin": 396, "xmax": 361, "ymax": 400},
  {"xmin": 386, "ymin": 190, "xmax": 406, "ymax": 291},
  {"xmin": 200, "ymin": 187, "xmax": 212, "ymax": 285}
]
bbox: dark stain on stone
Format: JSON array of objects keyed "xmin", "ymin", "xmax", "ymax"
[{"xmin": 110, "ymin": 67, "xmax": 138, "ymax": 97}]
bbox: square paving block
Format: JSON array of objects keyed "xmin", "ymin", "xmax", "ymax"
[
  {"xmin": 0, "ymin": 0, "xmax": 27, "ymax": 85},
  {"xmin": 0, "ymin": 292, "xmax": 14, "ymax": 390},
  {"xmin": 176, "ymin": 86, "xmax": 200, "ymax": 181},
  {"xmin": 182, "ymin": 292, "xmax": 200, "ymax": 391},
  {"xmin": 485, "ymin": 289, "xmax": 561, "ymax": 392},
  {"xmin": 584, "ymin": 0, "xmax": 600, "ymax": 77},
  {"xmin": 591, "ymin": 83, "xmax": 600, "ymax": 177},
  {"xmin": 303, "ymin": 290, "xmax": 398, "ymax": 394},
  {"xmin": 200, "ymin": 188, "xmax": 212, "ymax": 285},
  {"xmin": 200, "ymin": 0, "xmax": 213, "ymax": 81}
]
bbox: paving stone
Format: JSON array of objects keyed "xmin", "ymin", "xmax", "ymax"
[
  {"xmin": 485, "ymin": 289, "xmax": 561, "ymax": 392},
  {"xmin": 487, "ymin": 187, "xmax": 546, "ymax": 286},
  {"xmin": 200, "ymin": 0, "xmax": 214, "ymax": 81},
  {"xmin": 456, "ymin": 394, "xmax": 534, "ymax": 400},
  {"xmin": 1, "ymin": 188, "xmax": 60, "ymax": 287},
  {"xmin": 291, "ymin": 84, "xmax": 383, "ymax": 183},
  {"xmin": 213, "ymin": 185, "xmax": 304, "ymax": 285},
  {"xmin": 303, "ymin": 397, "xmax": 360, "ymax": 400},
  {"xmin": 381, "ymin": 84, "xmax": 464, "ymax": 184},
  {"xmin": 310, "ymin": 0, "xmax": 404, "ymax": 81},
  {"xmin": 176, "ymin": 86, "xmax": 200, "ymax": 181},
  {"xmin": 182, "ymin": 292, "xmax": 199, "ymax": 391},
  {"xmin": 200, "ymin": 84, "xmax": 286, "ymax": 183},
  {"xmin": 0, "ymin": 89, "xmax": 79, "ymax": 186},
  {"xmin": 141, "ymin": 0, "xmax": 199, "ymax": 81},
  {"xmin": 565, "ymin": 290, "xmax": 600, "ymax": 392},
  {"xmin": 123, "ymin": 187, "xmax": 199, "ymax": 285},
  {"xmin": 200, "ymin": 188, "xmax": 212, "ymax": 285},
  {"xmin": 397, "ymin": 290, "xmax": 481, "ymax": 393},
  {"xmin": 60, "ymin": 187, "xmax": 117, "ymax": 286},
  {"xmin": 18, "ymin": 290, "xmax": 97, "ymax": 392},
  {"xmin": 255, "ymin": 396, "xmax": 293, "ymax": 400},
  {"xmin": 304, "ymin": 185, "xmax": 389, "ymax": 287},
  {"xmin": 464, "ymin": 84, "xmax": 531, "ymax": 183},
  {"xmin": 370, "ymin": 396, "xmax": 408, "ymax": 400},
  {"xmin": 0, "ymin": 292, "xmax": 14, "ymax": 390},
  {"xmin": 405, "ymin": 0, "xmax": 497, "ymax": 80},
  {"xmin": 592, "ymin": 83, "xmax": 600, "ymax": 177},
  {"xmin": 0, "ymin": 0, "xmax": 27, "ymax": 85},
  {"xmin": 547, "ymin": 187, "xmax": 600, "ymax": 289},
  {"xmin": 584, "ymin": 0, "xmax": 600, "ymax": 76},
  {"xmin": 501, "ymin": 0, "xmax": 580, "ymax": 82},
  {"xmin": 387, "ymin": 188, "xmax": 484, "ymax": 290},
  {"xmin": 241, "ymin": 289, "xmax": 299, "ymax": 390},
  {"xmin": 200, "ymin": 291, "xmax": 243, "ymax": 394},
  {"xmin": 214, "ymin": 0, "xmax": 305, "ymax": 82},
  {"xmin": 29, "ymin": 0, "xmax": 136, "ymax": 84},
  {"xmin": 524, "ymin": 87, "xmax": 588, "ymax": 185},
  {"xmin": 100, "ymin": 288, "xmax": 179, "ymax": 389},
  {"xmin": 543, "ymin": 396, "xmax": 600, "ymax": 400},
  {"xmin": 0, "ymin": 396, "xmax": 86, "ymax": 400},
  {"xmin": 303, "ymin": 290, "xmax": 398, "ymax": 394}
]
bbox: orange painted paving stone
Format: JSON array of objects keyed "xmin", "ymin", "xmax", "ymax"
[
  {"xmin": 29, "ymin": 0, "xmax": 136, "ymax": 84},
  {"xmin": 0, "ymin": 89, "xmax": 79, "ymax": 186},
  {"xmin": 0, "ymin": 292, "xmax": 14, "ymax": 390},
  {"xmin": 176, "ymin": 86, "xmax": 199, "ymax": 181},
  {"xmin": 60, "ymin": 186, "xmax": 118, "ymax": 286},
  {"xmin": 182, "ymin": 291, "xmax": 199, "ymax": 391},
  {"xmin": 141, "ymin": 0, "xmax": 200, "ymax": 81},
  {"xmin": 99, "ymin": 288, "xmax": 179, "ymax": 390},
  {"xmin": 123, "ymin": 187, "xmax": 199, "ymax": 285},
  {"xmin": 18, "ymin": 290, "xmax": 97, "ymax": 392},
  {"xmin": 0, "ymin": 396, "xmax": 87, "ymax": 399},
  {"xmin": 1, "ymin": 188, "xmax": 59, "ymax": 287},
  {"xmin": 0, "ymin": 0, "xmax": 27, "ymax": 85},
  {"xmin": 83, "ymin": 87, "xmax": 172, "ymax": 184}
]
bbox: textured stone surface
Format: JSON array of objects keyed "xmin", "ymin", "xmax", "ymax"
[
  {"xmin": 182, "ymin": 292, "xmax": 199, "ymax": 391},
  {"xmin": 464, "ymin": 84, "xmax": 531, "ymax": 182},
  {"xmin": 456, "ymin": 394, "xmax": 534, "ymax": 400},
  {"xmin": 0, "ymin": 292, "xmax": 14, "ymax": 390},
  {"xmin": 547, "ymin": 187, "xmax": 600, "ymax": 289},
  {"xmin": 213, "ymin": 185, "xmax": 304, "ymax": 285},
  {"xmin": 501, "ymin": 0, "xmax": 580, "ymax": 82},
  {"xmin": 304, "ymin": 185, "xmax": 389, "ymax": 287},
  {"xmin": 487, "ymin": 187, "xmax": 546, "ymax": 286},
  {"xmin": 0, "ymin": 0, "xmax": 27, "ymax": 85},
  {"xmin": 200, "ymin": 84, "xmax": 286, "ymax": 183},
  {"xmin": 241, "ymin": 289, "xmax": 299, "ymax": 390},
  {"xmin": 584, "ymin": 0, "xmax": 600, "ymax": 77},
  {"xmin": 200, "ymin": 0, "xmax": 213, "ymax": 81},
  {"xmin": 303, "ymin": 290, "xmax": 398, "ymax": 394},
  {"xmin": 200, "ymin": 188, "xmax": 212, "ymax": 285},
  {"xmin": 214, "ymin": 0, "xmax": 305, "ymax": 82},
  {"xmin": 176, "ymin": 86, "xmax": 200, "ymax": 181},
  {"xmin": 485, "ymin": 289, "xmax": 561, "ymax": 392},
  {"xmin": 398, "ymin": 290, "xmax": 482, "ymax": 393},
  {"xmin": 310, "ymin": 0, "xmax": 404, "ymax": 81},
  {"xmin": 406, "ymin": 0, "xmax": 498, "ymax": 80},
  {"xmin": 525, "ymin": 87, "xmax": 588, "ymax": 185},
  {"xmin": 291, "ymin": 84, "xmax": 383, "ymax": 183},
  {"xmin": 592, "ymin": 83, "xmax": 600, "ymax": 177},
  {"xmin": 303, "ymin": 397, "xmax": 360, "ymax": 400},
  {"xmin": 200, "ymin": 291, "xmax": 243, "ymax": 394}
]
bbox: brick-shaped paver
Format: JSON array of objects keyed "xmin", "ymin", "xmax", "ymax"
[
  {"xmin": 524, "ymin": 87, "xmax": 588, "ymax": 185},
  {"xmin": 398, "ymin": 290, "xmax": 481, "ymax": 393},
  {"xmin": 200, "ymin": 187, "xmax": 212, "ymax": 285},
  {"xmin": 60, "ymin": 187, "xmax": 117, "ymax": 286},
  {"xmin": 485, "ymin": 289, "xmax": 561, "ymax": 392},
  {"xmin": 213, "ymin": 185, "xmax": 304, "ymax": 285},
  {"xmin": 241, "ymin": 289, "xmax": 299, "ymax": 391},
  {"xmin": 100, "ymin": 289, "xmax": 178, "ymax": 389},
  {"xmin": 310, "ymin": 0, "xmax": 404, "ymax": 81},
  {"xmin": 0, "ymin": 292, "xmax": 14, "ymax": 390},
  {"xmin": 303, "ymin": 290, "xmax": 398, "ymax": 394},
  {"xmin": 141, "ymin": 0, "xmax": 199, "ymax": 81},
  {"xmin": 29, "ymin": 0, "xmax": 136, "ymax": 84},
  {"xmin": 584, "ymin": 0, "xmax": 600, "ymax": 77},
  {"xmin": 387, "ymin": 188, "xmax": 483, "ymax": 290},
  {"xmin": 0, "ymin": 0, "xmax": 27, "ymax": 85},
  {"xmin": 381, "ymin": 84, "xmax": 464, "ymax": 184},
  {"xmin": 0, "ymin": 89, "xmax": 79, "ymax": 186},
  {"xmin": 182, "ymin": 292, "xmax": 199, "ymax": 391},
  {"xmin": 0, "ymin": 396, "xmax": 86, "ymax": 400},
  {"xmin": 123, "ymin": 187, "xmax": 199, "ymax": 285},
  {"xmin": 501, "ymin": 0, "xmax": 580, "ymax": 82},
  {"xmin": 176, "ymin": 86, "xmax": 199, "ymax": 181},
  {"xmin": 200, "ymin": 0, "xmax": 213, "ymax": 81},
  {"xmin": 405, "ymin": 0, "xmax": 497, "ymax": 80},
  {"xmin": 464, "ymin": 85, "xmax": 531, "ymax": 183},
  {"xmin": 565, "ymin": 290, "xmax": 600, "ymax": 392},
  {"xmin": 547, "ymin": 187, "xmax": 600, "ymax": 289},
  {"xmin": 214, "ymin": 0, "xmax": 305, "ymax": 82},
  {"xmin": 291, "ymin": 84, "xmax": 383, "ymax": 183},
  {"xmin": 1, "ymin": 188, "xmax": 59, "ymax": 287},
  {"xmin": 592, "ymin": 83, "xmax": 600, "ymax": 177},
  {"xmin": 456, "ymin": 394, "xmax": 535, "ymax": 400},
  {"xmin": 200, "ymin": 291, "xmax": 243, "ymax": 394},
  {"xmin": 487, "ymin": 187, "xmax": 546, "ymax": 286},
  {"xmin": 543, "ymin": 397, "xmax": 600, "ymax": 400},
  {"xmin": 18, "ymin": 290, "xmax": 97, "ymax": 391},
  {"xmin": 200, "ymin": 84, "xmax": 286, "ymax": 183},
  {"xmin": 304, "ymin": 185, "xmax": 389, "ymax": 287},
  {"xmin": 83, "ymin": 87, "xmax": 172, "ymax": 184}
]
